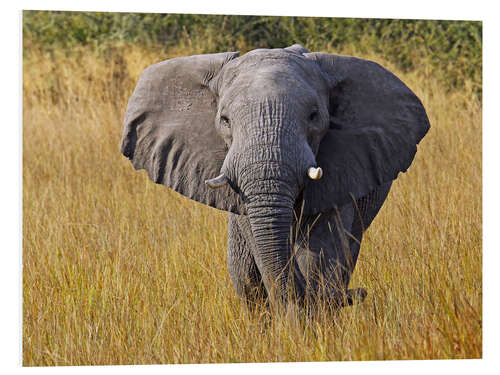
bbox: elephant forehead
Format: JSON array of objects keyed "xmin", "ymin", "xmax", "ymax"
[
  {"xmin": 224, "ymin": 65, "xmax": 322, "ymax": 104},
  {"xmin": 246, "ymin": 69, "xmax": 310, "ymax": 93}
]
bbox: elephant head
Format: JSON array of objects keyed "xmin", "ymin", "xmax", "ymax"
[{"xmin": 120, "ymin": 44, "xmax": 429, "ymax": 304}]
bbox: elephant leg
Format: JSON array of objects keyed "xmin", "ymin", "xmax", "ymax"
[
  {"xmin": 293, "ymin": 203, "xmax": 357, "ymax": 306},
  {"xmin": 293, "ymin": 182, "xmax": 393, "ymax": 307},
  {"xmin": 227, "ymin": 213, "xmax": 267, "ymax": 304}
]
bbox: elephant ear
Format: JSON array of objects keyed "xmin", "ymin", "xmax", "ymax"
[
  {"xmin": 302, "ymin": 52, "xmax": 430, "ymax": 214},
  {"xmin": 120, "ymin": 52, "xmax": 246, "ymax": 214}
]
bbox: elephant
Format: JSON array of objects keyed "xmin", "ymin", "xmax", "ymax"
[{"xmin": 120, "ymin": 44, "xmax": 430, "ymax": 310}]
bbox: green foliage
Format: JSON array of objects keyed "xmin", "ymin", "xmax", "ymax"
[{"xmin": 23, "ymin": 10, "xmax": 482, "ymax": 96}]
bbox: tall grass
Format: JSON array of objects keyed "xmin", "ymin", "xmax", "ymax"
[
  {"xmin": 23, "ymin": 39, "xmax": 481, "ymax": 365},
  {"xmin": 22, "ymin": 11, "xmax": 482, "ymax": 97}
]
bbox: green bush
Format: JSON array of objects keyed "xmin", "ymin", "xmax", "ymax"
[{"xmin": 23, "ymin": 11, "xmax": 482, "ymax": 97}]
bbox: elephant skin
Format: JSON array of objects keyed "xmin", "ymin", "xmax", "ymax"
[{"xmin": 120, "ymin": 44, "xmax": 430, "ymax": 309}]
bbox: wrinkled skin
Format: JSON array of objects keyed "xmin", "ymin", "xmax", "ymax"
[{"xmin": 120, "ymin": 44, "xmax": 430, "ymax": 310}]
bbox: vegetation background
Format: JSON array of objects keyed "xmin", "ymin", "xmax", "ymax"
[{"xmin": 22, "ymin": 11, "xmax": 482, "ymax": 365}]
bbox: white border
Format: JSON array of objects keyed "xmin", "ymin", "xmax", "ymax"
[
  {"xmin": 3, "ymin": 1, "xmax": 497, "ymax": 374},
  {"xmin": 13, "ymin": 0, "xmax": 486, "ymax": 20}
]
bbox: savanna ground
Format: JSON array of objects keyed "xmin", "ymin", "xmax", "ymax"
[{"xmin": 22, "ymin": 13, "xmax": 482, "ymax": 365}]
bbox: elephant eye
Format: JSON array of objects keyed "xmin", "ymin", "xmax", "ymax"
[
  {"xmin": 309, "ymin": 110, "xmax": 319, "ymax": 122},
  {"xmin": 220, "ymin": 115, "xmax": 231, "ymax": 128}
]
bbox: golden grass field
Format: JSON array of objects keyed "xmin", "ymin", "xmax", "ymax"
[{"xmin": 22, "ymin": 41, "xmax": 482, "ymax": 365}]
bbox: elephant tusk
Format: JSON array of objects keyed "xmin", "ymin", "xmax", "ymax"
[
  {"xmin": 205, "ymin": 173, "xmax": 229, "ymax": 189},
  {"xmin": 307, "ymin": 167, "xmax": 323, "ymax": 180}
]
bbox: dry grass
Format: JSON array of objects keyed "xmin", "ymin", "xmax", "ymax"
[{"xmin": 22, "ymin": 41, "xmax": 482, "ymax": 366}]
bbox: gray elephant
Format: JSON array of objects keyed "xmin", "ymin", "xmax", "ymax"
[{"xmin": 120, "ymin": 44, "xmax": 429, "ymax": 310}]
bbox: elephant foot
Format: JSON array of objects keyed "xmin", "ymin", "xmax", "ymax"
[
  {"xmin": 345, "ymin": 288, "xmax": 367, "ymax": 305},
  {"xmin": 329, "ymin": 287, "xmax": 367, "ymax": 308}
]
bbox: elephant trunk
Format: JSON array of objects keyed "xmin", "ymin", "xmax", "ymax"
[
  {"xmin": 237, "ymin": 158, "xmax": 307, "ymax": 305},
  {"xmin": 245, "ymin": 192, "xmax": 298, "ymax": 303}
]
